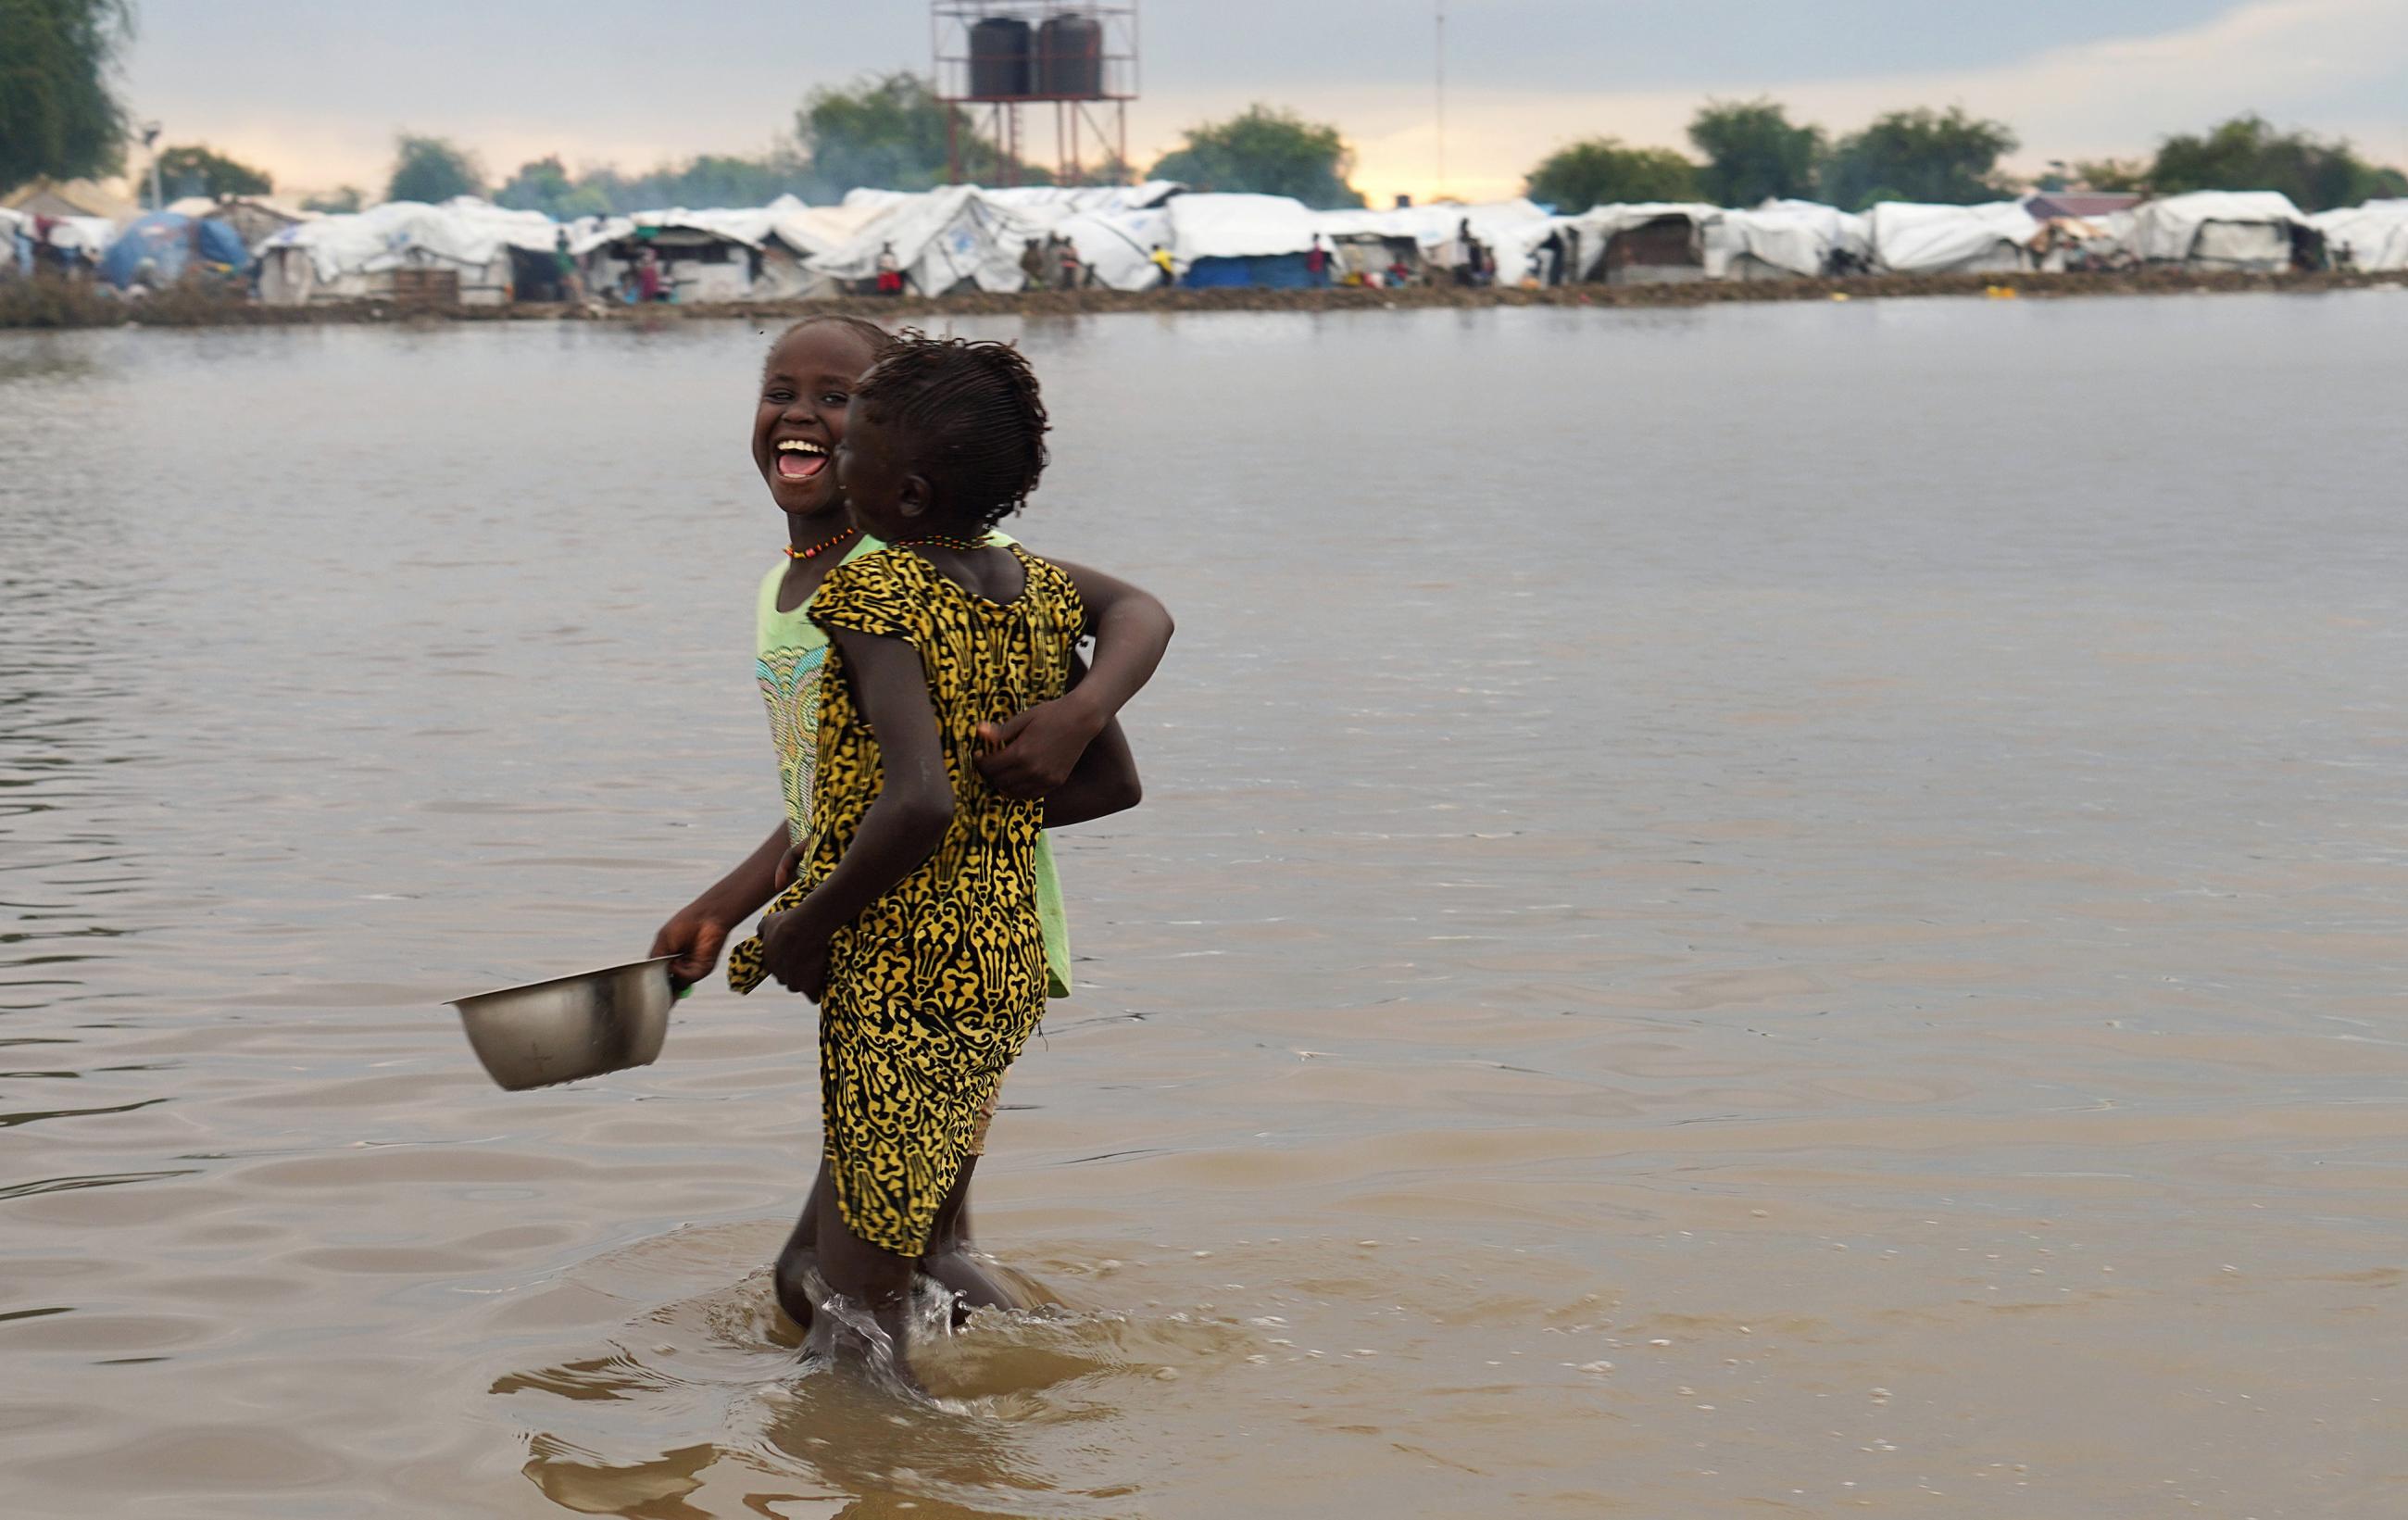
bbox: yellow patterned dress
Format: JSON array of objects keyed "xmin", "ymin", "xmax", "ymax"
[{"xmin": 727, "ymin": 545, "xmax": 1083, "ymax": 1256}]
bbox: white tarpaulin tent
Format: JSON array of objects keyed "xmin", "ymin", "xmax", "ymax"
[
  {"xmin": 1709, "ymin": 200, "xmax": 1873, "ymax": 279},
  {"xmin": 2129, "ymin": 191, "xmax": 2302, "ymax": 270},
  {"xmin": 979, "ymin": 182, "xmax": 1185, "ymax": 220},
  {"xmin": 256, "ymin": 198, "xmax": 557, "ymax": 304},
  {"xmin": 1549, "ymin": 203, "xmax": 1724, "ymax": 283},
  {"xmin": 812, "ymin": 184, "xmax": 1054, "ymax": 295},
  {"xmin": 1317, "ymin": 198, "xmax": 1550, "ymax": 279},
  {"xmin": 573, "ymin": 200, "xmax": 831, "ymax": 301},
  {"xmin": 1053, "ymin": 206, "xmax": 1175, "ymax": 290},
  {"xmin": 1867, "ymin": 201, "xmax": 2040, "ymax": 274},
  {"xmin": 2309, "ymin": 200, "xmax": 2408, "ymax": 270},
  {"xmin": 1166, "ymin": 193, "xmax": 1319, "ymax": 261}
]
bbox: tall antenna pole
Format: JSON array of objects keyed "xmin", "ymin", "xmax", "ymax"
[{"xmin": 1434, "ymin": 2, "xmax": 1447, "ymax": 198}]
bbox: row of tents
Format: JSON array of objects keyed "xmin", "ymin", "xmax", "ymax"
[{"xmin": 11, "ymin": 184, "xmax": 2408, "ymax": 305}]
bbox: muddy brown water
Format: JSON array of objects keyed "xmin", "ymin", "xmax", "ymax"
[{"xmin": 2, "ymin": 296, "xmax": 2403, "ymax": 1518}]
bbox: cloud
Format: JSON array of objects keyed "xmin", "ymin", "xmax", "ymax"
[
  {"xmin": 1149, "ymin": 0, "xmax": 2408, "ymax": 202},
  {"xmin": 123, "ymin": 0, "xmax": 2407, "ymax": 204}
]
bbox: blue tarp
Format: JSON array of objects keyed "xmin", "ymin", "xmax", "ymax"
[
  {"xmin": 1184, "ymin": 253, "xmax": 1312, "ymax": 289},
  {"xmin": 99, "ymin": 212, "xmax": 249, "ymax": 288}
]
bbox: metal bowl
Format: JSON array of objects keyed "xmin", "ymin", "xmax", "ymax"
[{"xmin": 449, "ymin": 956, "xmax": 676, "ymax": 1091}]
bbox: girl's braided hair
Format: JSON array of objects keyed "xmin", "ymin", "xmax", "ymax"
[{"xmin": 851, "ymin": 331, "xmax": 1050, "ymax": 529}]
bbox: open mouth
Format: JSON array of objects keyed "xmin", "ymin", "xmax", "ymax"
[{"xmin": 773, "ymin": 439, "xmax": 829, "ymax": 481}]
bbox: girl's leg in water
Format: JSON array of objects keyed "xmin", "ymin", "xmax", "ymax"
[
  {"xmin": 772, "ymin": 1162, "xmax": 834, "ymax": 1335},
  {"xmin": 917, "ymin": 1155, "xmax": 1020, "ymax": 1320},
  {"xmin": 817, "ymin": 1192, "xmax": 923, "ymax": 1390}
]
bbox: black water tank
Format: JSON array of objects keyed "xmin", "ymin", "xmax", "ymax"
[
  {"xmin": 968, "ymin": 18, "xmax": 1033, "ymax": 99},
  {"xmin": 1037, "ymin": 15, "xmax": 1104, "ymax": 98}
]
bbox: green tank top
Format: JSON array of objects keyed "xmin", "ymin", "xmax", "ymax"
[{"xmin": 757, "ymin": 533, "xmax": 1072, "ymax": 997}]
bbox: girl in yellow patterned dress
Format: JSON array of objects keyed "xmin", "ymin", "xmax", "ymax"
[{"xmin": 726, "ymin": 334, "xmax": 1159, "ymax": 1380}]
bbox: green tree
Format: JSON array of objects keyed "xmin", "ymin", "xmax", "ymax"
[
  {"xmin": 1524, "ymin": 138, "xmax": 1699, "ymax": 211},
  {"xmin": 1687, "ymin": 99, "xmax": 1822, "ymax": 207},
  {"xmin": 2073, "ymin": 157, "xmax": 2150, "ymax": 194},
  {"xmin": 2148, "ymin": 114, "xmax": 2406, "ymax": 211},
  {"xmin": 386, "ymin": 133, "xmax": 484, "ymax": 205},
  {"xmin": 1821, "ymin": 107, "xmax": 2018, "ymax": 210},
  {"xmin": 797, "ymin": 71, "xmax": 963, "ymax": 195},
  {"xmin": 495, "ymin": 155, "xmax": 613, "ymax": 218},
  {"xmin": 1149, "ymin": 104, "xmax": 1364, "ymax": 208},
  {"xmin": 0, "ymin": 0, "xmax": 135, "ymax": 195},
  {"xmin": 155, "ymin": 143, "xmax": 273, "ymax": 200},
  {"xmin": 302, "ymin": 185, "xmax": 362, "ymax": 214}
]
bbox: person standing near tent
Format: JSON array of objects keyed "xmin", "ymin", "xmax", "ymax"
[
  {"xmin": 553, "ymin": 231, "xmax": 583, "ymax": 305},
  {"xmin": 1019, "ymin": 237, "xmax": 1047, "ymax": 290},
  {"xmin": 635, "ymin": 245, "xmax": 666, "ymax": 303},
  {"xmin": 1056, "ymin": 238, "xmax": 1085, "ymax": 291},
  {"xmin": 1305, "ymin": 236, "xmax": 1331, "ymax": 288},
  {"xmin": 874, "ymin": 243, "xmax": 904, "ymax": 296},
  {"xmin": 1149, "ymin": 243, "xmax": 1176, "ymax": 288}
]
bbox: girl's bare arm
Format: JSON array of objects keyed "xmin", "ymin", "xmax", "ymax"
[{"xmin": 977, "ymin": 559, "xmax": 1172, "ymax": 798}]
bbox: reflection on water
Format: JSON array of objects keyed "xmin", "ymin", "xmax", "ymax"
[{"xmin": 2, "ymin": 299, "xmax": 2405, "ymax": 1517}]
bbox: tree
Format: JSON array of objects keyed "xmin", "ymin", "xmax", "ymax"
[
  {"xmin": 155, "ymin": 144, "xmax": 273, "ymax": 201},
  {"xmin": 495, "ymin": 155, "xmax": 614, "ymax": 218},
  {"xmin": 797, "ymin": 71, "xmax": 962, "ymax": 195},
  {"xmin": 2147, "ymin": 114, "xmax": 2407, "ymax": 211},
  {"xmin": 1821, "ymin": 107, "xmax": 2018, "ymax": 210},
  {"xmin": 2074, "ymin": 157, "xmax": 2150, "ymax": 194},
  {"xmin": 1524, "ymin": 138, "xmax": 1699, "ymax": 211},
  {"xmin": 302, "ymin": 185, "xmax": 363, "ymax": 214},
  {"xmin": 1687, "ymin": 99, "xmax": 1822, "ymax": 207},
  {"xmin": 1149, "ymin": 105, "xmax": 1364, "ymax": 209},
  {"xmin": 386, "ymin": 134, "xmax": 484, "ymax": 205},
  {"xmin": 0, "ymin": 0, "xmax": 135, "ymax": 195}
]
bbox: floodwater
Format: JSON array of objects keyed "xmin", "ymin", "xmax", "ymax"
[{"xmin": 2, "ymin": 294, "xmax": 2403, "ymax": 1518}]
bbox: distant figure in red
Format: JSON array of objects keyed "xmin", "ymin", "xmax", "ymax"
[
  {"xmin": 635, "ymin": 245, "xmax": 666, "ymax": 303},
  {"xmin": 874, "ymin": 243, "xmax": 905, "ymax": 296},
  {"xmin": 1305, "ymin": 236, "xmax": 1331, "ymax": 287}
]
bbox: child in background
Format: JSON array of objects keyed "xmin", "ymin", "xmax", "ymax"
[
  {"xmin": 648, "ymin": 316, "xmax": 1172, "ymax": 1342},
  {"xmin": 727, "ymin": 334, "xmax": 1160, "ymax": 1381}
]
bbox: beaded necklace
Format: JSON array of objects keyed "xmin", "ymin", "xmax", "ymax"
[
  {"xmin": 891, "ymin": 534, "xmax": 992, "ymax": 554},
  {"xmin": 785, "ymin": 526, "xmax": 859, "ymax": 561}
]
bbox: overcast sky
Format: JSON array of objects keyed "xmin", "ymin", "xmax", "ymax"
[{"xmin": 121, "ymin": 0, "xmax": 2408, "ymax": 202}]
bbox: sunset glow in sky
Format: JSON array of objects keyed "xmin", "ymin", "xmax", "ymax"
[{"xmin": 119, "ymin": 0, "xmax": 2408, "ymax": 203}]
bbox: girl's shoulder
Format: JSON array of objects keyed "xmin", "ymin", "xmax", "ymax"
[
  {"xmin": 809, "ymin": 549, "xmax": 934, "ymax": 644},
  {"xmin": 1004, "ymin": 546, "xmax": 1087, "ymax": 632}
]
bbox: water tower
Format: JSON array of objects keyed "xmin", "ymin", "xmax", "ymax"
[{"xmin": 933, "ymin": 3, "xmax": 1140, "ymax": 185}]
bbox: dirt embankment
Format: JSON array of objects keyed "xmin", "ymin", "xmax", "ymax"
[{"xmin": 6, "ymin": 267, "xmax": 2405, "ymax": 332}]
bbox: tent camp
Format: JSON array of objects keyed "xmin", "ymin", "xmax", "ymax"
[
  {"xmin": 1704, "ymin": 202, "xmax": 1868, "ymax": 279},
  {"xmin": 1166, "ymin": 193, "xmax": 1320, "ymax": 286},
  {"xmin": 2128, "ymin": 191, "xmax": 2304, "ymax": 270},
  {"xmin": 1051, "ymin": 206, "xmax": 1176, "ymax": 290},
  {"xmin": 2309, "ymin": 200, "xmax": 2408, "ymax": 271},
  {"xmin": 1867, "ymin": 201, "xmax": 2041, "ymax": 274},
  {"xmin": 1315, "ymin": 199, "xmax": 1550, "ymax": 283},
  {"xmin": 166, "ymin": 195, "xmax": 312, "ymax": 254},
  {"xmin": 1, "ymin": 178, "xmax": 138, "ymax": 222},
  {"xmin": 576, "ymin": 202, "xmax": 834, "ymax": 303},
  {"xmin": 809, "ymin": 185, "xmax": 1054, "ymax": 295},
  {"xmin": 1549, "ymin": 204, "xmax": 1724, "ymax": 283},
  {"xmin": 1708, "ymin": 201, "xmax": 1873, "ymax": 279},
  {"xmin": 256, "ymin": 198, "xmax": 558, "ymax": 305},
  {"xmin": 99, "ymin": 211, "xmax": 249, "ymax": 289}
]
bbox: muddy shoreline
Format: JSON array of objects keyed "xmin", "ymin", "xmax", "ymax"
[{"xmin": 4, "ymin": 265, "xmax": 2403, "ymax": 331}]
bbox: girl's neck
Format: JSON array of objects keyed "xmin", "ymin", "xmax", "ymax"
[{"xmin": 785, "ymin": 506, "xmax": 851, "ymax": 549}]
